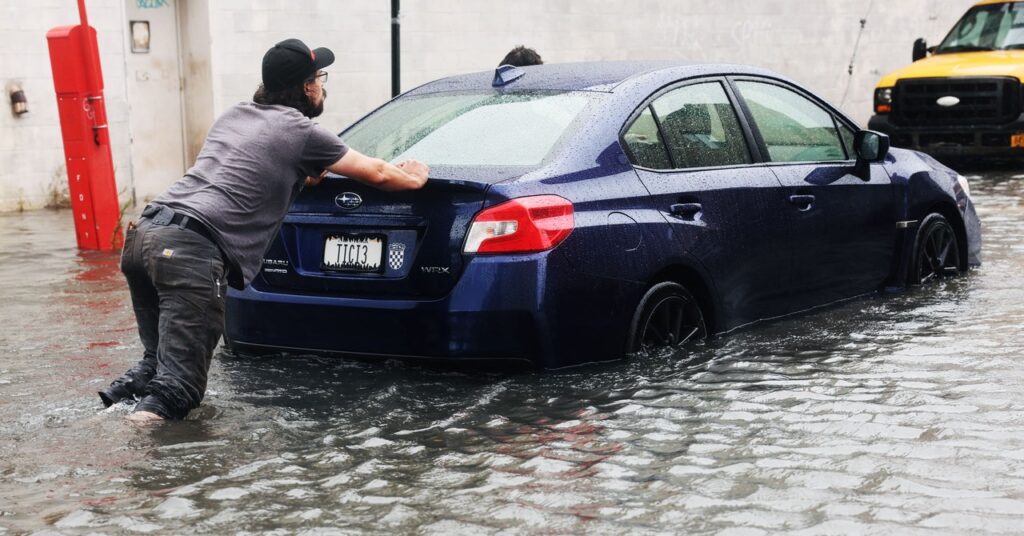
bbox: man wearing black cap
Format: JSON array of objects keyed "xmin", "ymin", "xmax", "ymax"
[{"xmin": 99, "ymin": 38, "xmax": 429, "ymax": 422}]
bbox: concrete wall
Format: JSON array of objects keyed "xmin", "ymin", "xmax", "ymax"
[
  {"xmin": 178, "ymin": 0, "xmax": 214, "ymax": 165},
  {"xmin": 0, "ymin": 0, "xmax": 978, "ymax": 212},
  {"xmin": 123, "ymin": 0, "xmax": 188, "ymax": 202},
  {"xmin": 0, "ymin": 0, "xmax": 132, "ymax": 212},
  {"xmin": 204, "ymin": 0, "xmax": 392, "ymax": 141},
  {"xmin": 397, "ymin": 0, "xmax": 972, "ymax": 124}
]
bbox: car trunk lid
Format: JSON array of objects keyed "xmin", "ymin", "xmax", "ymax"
[{"xmin": 252, "ymin": 169, "xmax": 510, "ymax": 299}]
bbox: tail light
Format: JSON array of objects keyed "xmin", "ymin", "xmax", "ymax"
[{"xmin": 463, "ymin": 195, "xmax": 574, "ymax": 254}]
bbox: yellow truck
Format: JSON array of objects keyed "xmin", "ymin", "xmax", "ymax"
[{"xmin": 868, "ymin": 0, "xmax": 1024, "ymax": 158}]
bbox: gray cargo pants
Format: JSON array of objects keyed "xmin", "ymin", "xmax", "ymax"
[{"xmin": 115, "ymin": 213, "xmax": 228, "ymax": 419}]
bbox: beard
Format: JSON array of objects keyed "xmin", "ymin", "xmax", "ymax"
[{"xmin": 306, "ymin": 87, "xmax": 326, "ymax": 118}]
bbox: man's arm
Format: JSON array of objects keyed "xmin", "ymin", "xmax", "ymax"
[{"xmin": 324, "ymin": 149, "xmax": 428, "ymax": 192}]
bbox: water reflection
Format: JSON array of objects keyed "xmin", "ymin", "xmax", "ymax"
[{"xmin": 1, "ymin": 174, "xmax": 1023, "ymax": 533}]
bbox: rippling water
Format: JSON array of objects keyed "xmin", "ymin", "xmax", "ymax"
[{"xmin": 1, "ymin": 171, "xmax": 1023, "ymax": 534}]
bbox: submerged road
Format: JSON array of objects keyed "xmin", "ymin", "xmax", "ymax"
[{"xmin": 1, "ymin": 170, "xmax": 1022, "ymax": 534}]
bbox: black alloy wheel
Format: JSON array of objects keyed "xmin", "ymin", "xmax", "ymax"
[
  {"xmin": 909, "ymin": 213, "xmax": 961, "ymax": 285},
  {"xmin": 628, "ymin": 282, "xmax": 707, "ymax": 354}
]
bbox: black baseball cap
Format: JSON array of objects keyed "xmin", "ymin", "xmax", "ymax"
[{"xmin": 261, "ymin": 38, "xmax": 335, "ymax": 91}]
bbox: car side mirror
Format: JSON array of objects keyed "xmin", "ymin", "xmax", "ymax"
[
  {"xmin": 855, "ymin": 130, "xmax": 890, "ymax": 162},
  {"xmin": 853, "ymin": 130, "xmax": 890, "ymax": 179},
  {"xmin": 912, "ymin": 38, "xmax": 928, "ymax": 62}
]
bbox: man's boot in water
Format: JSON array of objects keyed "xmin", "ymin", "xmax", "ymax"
[{"xmin": 98, "ymin": 361, "xmax": 155, "ymax": 407}]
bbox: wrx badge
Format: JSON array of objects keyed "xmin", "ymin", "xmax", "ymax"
[{"xmin": 388, "ymin": 243, "xmax": 406, "ymax": 271}]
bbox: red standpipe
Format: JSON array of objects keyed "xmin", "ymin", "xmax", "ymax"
[{"xmin": 45, "ymin": 0, "xmax": 122, "ymax": 251}]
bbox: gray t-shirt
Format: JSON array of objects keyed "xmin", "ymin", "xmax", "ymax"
[{"xmin": 154, "ymin": 102, "xmax": 347, "ymax": 288}]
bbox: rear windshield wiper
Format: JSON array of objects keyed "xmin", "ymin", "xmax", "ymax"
[{"xmin": 936, "ymin": 45, "xmax": 996, "ymax": 53}]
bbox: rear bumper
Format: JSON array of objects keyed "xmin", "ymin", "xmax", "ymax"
[
  {"xmin": 226, "ymin": 289, "xmax": 538, "ymax": 368},
  {"xmin": 225, "ymin": 254, "xmax": 643, "ymax": 369},
  {"xmin": 227, "ymin": 261, "xmax": 543, "ymax": 367},
  {"xmin": 868, "ymin": 113, "xmax": 1024, "ymax": 158}
]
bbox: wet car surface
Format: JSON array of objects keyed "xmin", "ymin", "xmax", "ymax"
[
  {"xmin": 226, "ymin": 62, "xmax": 980, "ymax": 368},
  {"xmin": 0, "ymin": 170, "xmax": 1022, "ymax": 533}
]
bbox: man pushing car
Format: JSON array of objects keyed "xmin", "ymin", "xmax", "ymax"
[{"xmin": 99, "ymin": 38, "xmax": 429, "ymax": 422}]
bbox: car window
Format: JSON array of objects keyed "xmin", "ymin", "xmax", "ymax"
[
  {"xmin": 736, "ymin": 81, "xmax": 847, "ymax": 163},
  {"xmin": 651, "ymin": 82, "xmax": 751, "ymax": 169},
  {"xmin": 623, "ymin": 106, "xmax": 672, "ymax": 170},
  {"xmin": 342, "ymin": 91, "xmax": 596, "ymax": 167},
  {"xmin": 838, "ymin": 122, "xmax": 856, "ymax": 160}
]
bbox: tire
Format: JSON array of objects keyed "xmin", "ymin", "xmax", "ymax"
[
  {"xmin": 627, "ymin": 282, "xmax": 707, "ymax": 354},
  {"xmin": 908, "ymin": 213, "xmax": 962, "ymax": 285}
]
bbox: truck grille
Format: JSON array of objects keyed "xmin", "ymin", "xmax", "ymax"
[{"xmin": 894, "ymin": 77, "xmax": 1021, "ymax": 126}]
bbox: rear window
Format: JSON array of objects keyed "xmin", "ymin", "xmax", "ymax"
[{"xmin": 342, "ymin": 91, "xmax": 597, "ymax": 167}]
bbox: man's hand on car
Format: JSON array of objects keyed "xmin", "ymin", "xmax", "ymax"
[
  {"xmin": 396, "ymin": 159, "xmax": 429, "ymax": 183},
  {"xmin": 325, "ymin": 150, "xmax": 428, "ymax": 191},
  {"xmin": 305, "ymin": 170, "xmax": 328, "ymax": 187}
]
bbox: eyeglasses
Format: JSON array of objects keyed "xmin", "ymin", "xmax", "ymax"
[{"xmin": 313, "ymin": 71, "xmax": 329, "ymax": 84}]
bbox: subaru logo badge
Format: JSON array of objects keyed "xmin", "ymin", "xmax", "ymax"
[
  {"xmin": 335, "ymin": 192, "xmax": 362, "ymax": 210},
  {"xmin": 936, "ymin": 96, "xmax": 960, "ymax": 108}
]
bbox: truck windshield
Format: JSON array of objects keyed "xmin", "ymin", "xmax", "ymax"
[
  {"xmin": 341, "ymin": 91, "xmax": 596, "ymax": 167},
  {"xmin": 937, "ymin": 2, "xmax": 1024, "ymax": 53}
]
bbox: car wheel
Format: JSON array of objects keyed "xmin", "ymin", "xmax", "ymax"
[
  {"xmin": 628, "ymin": 282, "xmax": 707, "ymax": 354},
  {"xmin": 908, "ymin": 213, "xmax": 961, "ymax": 285}
]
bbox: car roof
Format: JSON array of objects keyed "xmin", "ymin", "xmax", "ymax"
[
  {"xmin": 404, "ymin": 61, "xmax": 793, "ymax": 95},
  {"xmin": 974, "ymin": 0, "xmax": 1023, "ymax": 5}
]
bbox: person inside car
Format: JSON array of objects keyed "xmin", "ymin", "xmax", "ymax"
[{"xmin": 499, "ymin": 45, "xmax": 543, "ymax": 67}]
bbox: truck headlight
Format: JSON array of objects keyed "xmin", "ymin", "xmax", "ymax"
[{"xmin": 874, "ymin": 87, "xmax": 893, "ymax": 114}]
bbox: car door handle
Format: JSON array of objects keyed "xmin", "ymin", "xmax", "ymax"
[
  {"xmin": 788, "ymin": 195, "xmax": 815, "ymax": 211},
  {"xmin": 669, "ymin": 203, "xmax": 702, "ymax": 219}
]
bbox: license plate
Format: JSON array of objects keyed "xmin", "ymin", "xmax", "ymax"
[
  {"xmin": 1012, "ymin": 133, "xmax": 1024, "ymax": 148},
  {"xmin": 322, "ymin": 234, "xmax": 384, "ymax": 272}
]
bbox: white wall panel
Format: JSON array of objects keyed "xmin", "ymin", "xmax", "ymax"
[{"xmin": 0, "ymin": 0, "xmax": 980, "ymax": 212}]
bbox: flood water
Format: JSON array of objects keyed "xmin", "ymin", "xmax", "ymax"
[{"xmin": 1, "ymin": 170, "xmax": 1023, "ymax": 535}]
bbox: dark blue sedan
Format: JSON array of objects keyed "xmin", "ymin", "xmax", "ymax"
[{"xmin": 225, "ymin": 61, "xmax": 982, "ymax": 368}]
